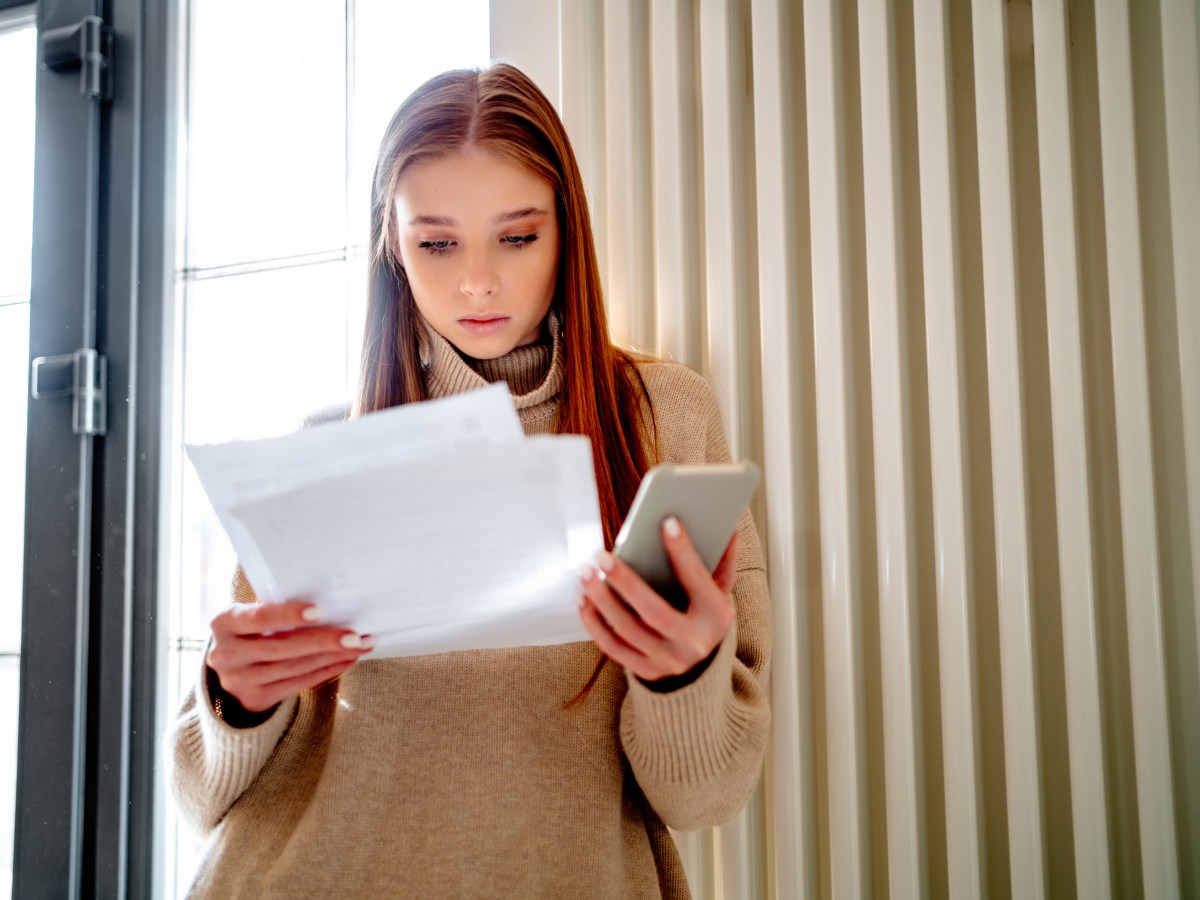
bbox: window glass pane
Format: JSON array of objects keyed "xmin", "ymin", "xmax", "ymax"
[
  {"xmin": 0, "ymin": 304, "xmax": 29, "ymax": 651},
  {"xmin": 187, "ymin": 1, "xmax": 347, "ymax": 268},
  {"xmin": 181, "ymin": 263, "xmax": 352, "ymax": 446},
  {"xmin": 348, "ymin": 0, "xmax": 491, "ymax": 247},
  {"xmin": 0, "ymin": 26, "xmax": 35, "ymax": 299},
  {"xmin": 346, "ymin": 246, "xmax": 369, "ymax": 374},
  {"xmin": 0, "ymin": 19, "xmax": 34, "ymax": 899},
  {"xmin": 0, "ymin": 657, "xmax": 17, "ymax": 900}
]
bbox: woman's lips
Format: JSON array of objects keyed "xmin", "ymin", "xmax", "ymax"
[{"xmin": 458, "ymin": 315, "xmax": 510, "ymax": 336}]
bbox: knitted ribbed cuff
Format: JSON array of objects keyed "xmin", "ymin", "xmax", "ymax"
[
  {"xmin": 195, "ymin": 652, "xmax": 297, "ymax": 791},
  {"xmin": 620, "ymin": 623, "xmax": 754, "ymax": 784}
]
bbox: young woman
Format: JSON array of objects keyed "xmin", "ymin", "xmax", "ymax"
[{"xmin": 168, "ymin": 63, "xmax": 771, "ymax": 898}]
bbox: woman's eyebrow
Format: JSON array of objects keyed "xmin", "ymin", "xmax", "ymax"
[
  {"xmin": 408, "ymin": 207, "xmax": 547, "ymax": 227},
  {"xmin": 493, "ymin": 206, "xmax": 548, "ymax": 224},
  {"xmin": 410, "ymin": 214, "xmax": 456, "ymax": 226}
]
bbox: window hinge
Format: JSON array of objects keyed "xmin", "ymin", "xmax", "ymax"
[
  {"xmin": 31, "ymin": 348, "xmax": 108, "ymax": 437},
  {"xmin": 42, "ymin": 15, "xmax": 113, "ymax": 102}
]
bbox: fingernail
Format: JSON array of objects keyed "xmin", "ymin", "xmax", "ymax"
[
  {"xmin": 302, "ymin": 605, "xmax": 324, "ymax": 622},
  {"xmin": 579, "ymin": 562, "xmax": 595, "ymax": 582},
  {"xmin": 595, "ymin": 550, "xmax": 615, "ymax": 572},
  {"xmin": 663, "ymin": 516, "xmax": 681, "ymax": 538},
  {"xmin": 360, "ymin": 634, "xmax": 377, "ymax": 650},
  {"xmin": 340, "ymin": 633, "xmax": 363, "ymax": 649}
]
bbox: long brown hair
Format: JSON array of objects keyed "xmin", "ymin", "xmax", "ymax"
[{"xmin": 356, "ymin": 65, "xmax": 656, "ymax": 692}]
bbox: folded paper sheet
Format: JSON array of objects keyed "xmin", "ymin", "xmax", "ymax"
[{"xmin": 186, "ymin": 385, "xmax": 603, "ymax": 657}]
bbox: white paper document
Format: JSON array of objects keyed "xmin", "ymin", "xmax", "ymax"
[{"xmin": 186, "ymin": 385, "xmax": 603, "ymax": 657}]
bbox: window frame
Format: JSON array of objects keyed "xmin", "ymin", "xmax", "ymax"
[{"xmin": 13, "ymin": 0, "xmax": 176, "ymax": 895}]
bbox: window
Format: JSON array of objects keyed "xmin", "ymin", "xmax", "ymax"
[
  {"xmin": 0, "ymin": 11, "xmax": 36, "ymax": 897},
  {"xmin": 162, "ymin": 3, "xmax": 489, "ymax": 894}
]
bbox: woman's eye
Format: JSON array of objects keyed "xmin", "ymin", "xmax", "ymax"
[
  {"xmin": 418, "ymin": 239, "xmax": 453, "ymax": 255},
  {"xmin": 502, "ymin": 234, "xmax": 537, "ymax": 249}
]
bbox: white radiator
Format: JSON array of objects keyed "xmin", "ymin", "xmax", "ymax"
[{"xmin": 536, "ymin": 0, "xmax": 1200, "ymax": 896}]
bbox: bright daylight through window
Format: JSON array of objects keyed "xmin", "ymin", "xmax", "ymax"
[{"xmin": 0, "ymin": 15, "xmax": 35, "ymax": 900}]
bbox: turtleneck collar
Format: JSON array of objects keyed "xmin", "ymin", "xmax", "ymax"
[{"xmin": 420, "ymin": 311, "xmax": 564, "ymax": 411}]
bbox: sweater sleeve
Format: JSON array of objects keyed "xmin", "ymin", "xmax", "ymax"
[
  {"xmin": 163, "ymin": 567, "xmax": 299, "ymax": 835},
  {"xmin": 619, "ymin": 363, "xmax": 772, "ymax": 829}
]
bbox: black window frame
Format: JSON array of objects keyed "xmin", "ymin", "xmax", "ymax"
[{"xmin": 12, "ymin": 0, "xmax": 176, "ymax": 896}]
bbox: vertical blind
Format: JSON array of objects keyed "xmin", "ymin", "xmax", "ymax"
[{"xmin": 554, "ymin": 0, "xmax": 1200, "ymax": 896}]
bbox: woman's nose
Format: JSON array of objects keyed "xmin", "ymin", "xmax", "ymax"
[{"xmin": 459, "ymin": 250, "xmax": 498, "ymax": 299}]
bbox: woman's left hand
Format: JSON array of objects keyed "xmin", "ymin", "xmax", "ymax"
[{"xmin": 578, "ymin": 517, "xmax": 739, "ymax": 683}]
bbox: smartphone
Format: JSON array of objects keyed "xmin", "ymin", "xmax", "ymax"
[{"xmin": 612, "ymin": 462, "xmax": 760, "ymax": 610}]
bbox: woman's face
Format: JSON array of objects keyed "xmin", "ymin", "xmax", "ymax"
[{"xmin": 393, "ymin": 147, "xmax": 560, "ymax": 359}]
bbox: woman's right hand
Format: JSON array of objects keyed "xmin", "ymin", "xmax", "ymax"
[{"xmin": 206, "ymin": 601, "xmax": 374, "ymax": 714}]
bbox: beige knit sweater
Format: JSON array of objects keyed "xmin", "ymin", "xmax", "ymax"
[{"xmin": 167, "ymin": 323, "xmax": 772, "ymax": 899}]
